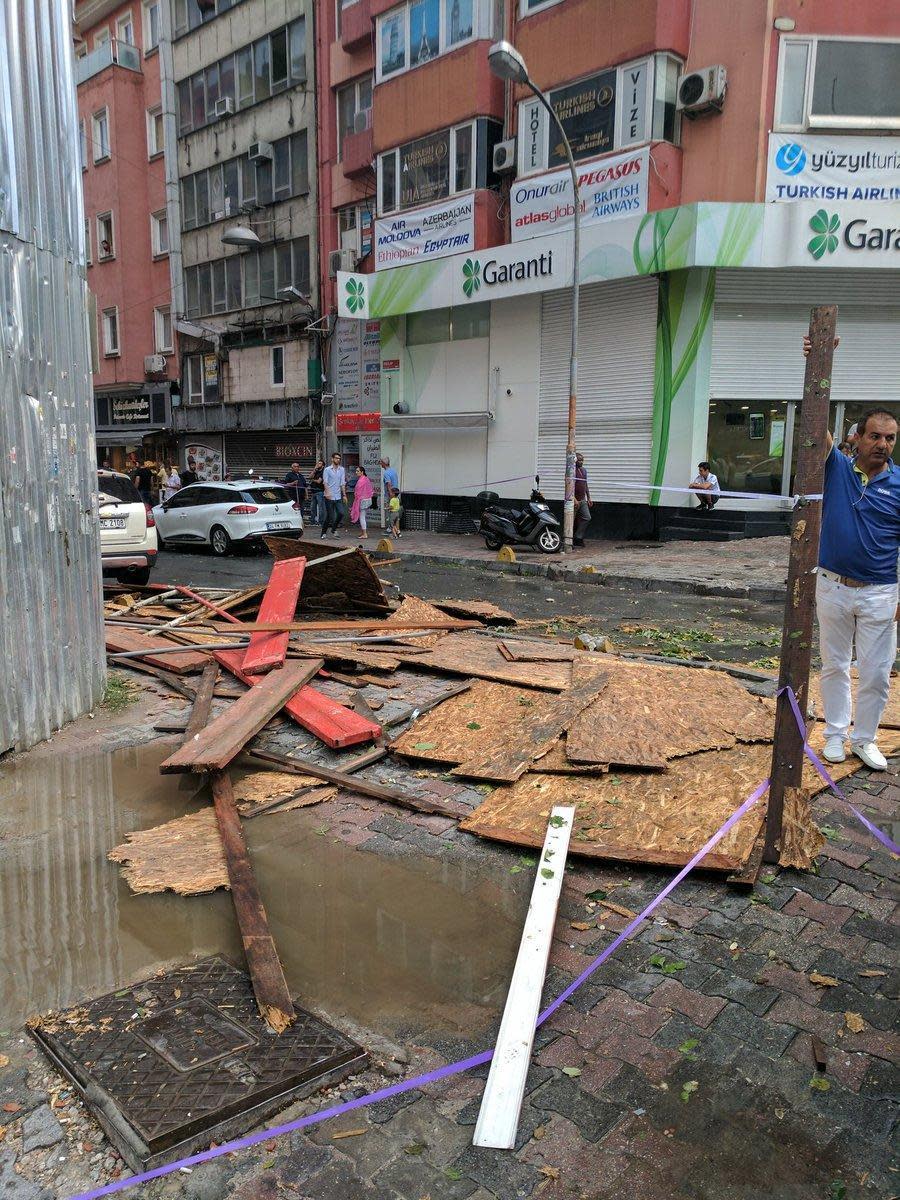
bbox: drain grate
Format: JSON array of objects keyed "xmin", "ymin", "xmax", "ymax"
[{"xmin": 29, "ymin": 957, "xmax": 366, "ymax": 1170}]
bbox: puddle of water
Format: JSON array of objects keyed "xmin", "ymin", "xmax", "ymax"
[{"xmin": 0, "ymin": 742, "xmax": 526, "ymax": 1040}]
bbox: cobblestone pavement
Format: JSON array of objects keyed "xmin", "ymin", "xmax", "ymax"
[{"xmin": 2, "ymin": 696, "xmax": 896, "ymax": 1200}]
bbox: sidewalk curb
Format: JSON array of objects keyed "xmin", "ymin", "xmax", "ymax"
[{"xmin": 370, "ymin": 550, "xmax": 787, "ymax": 604}]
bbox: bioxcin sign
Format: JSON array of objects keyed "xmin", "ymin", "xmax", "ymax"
[
  {"xmin": 509, "ymin": 147, "xmax": 648, "ymax": 242},
  {"xmin": 766, "ymin": 134, "xmax": 900, "ymax": 203}
]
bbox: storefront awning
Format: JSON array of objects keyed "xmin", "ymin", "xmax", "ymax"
[{"xmin": 381, "ymin": 412, "xmax": 493, "ymax": 431}]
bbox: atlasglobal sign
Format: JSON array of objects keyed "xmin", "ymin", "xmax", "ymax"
[{"xmin": 510, "ymin": 147, "xmax": 648, "ymax": 242}]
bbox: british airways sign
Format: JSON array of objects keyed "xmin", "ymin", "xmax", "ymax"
[{"xmin": 510, "ymin": 147, "xmax": 648, "ymax": 242}]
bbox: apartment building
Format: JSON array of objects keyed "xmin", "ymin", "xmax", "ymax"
[
  {"xmin": 332, "ymin": 0, "xmax": 900, "ymax": 537},
  {"xmin": 169, "ymin": 0, "xmax": 319, "ymax": 482},
  {"xmin": 75, "ymin": 0, "xmax": 178, "ymax": 471}
]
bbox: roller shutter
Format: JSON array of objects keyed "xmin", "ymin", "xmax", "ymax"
[
  {"xmin": 538, "ymin": 277, "xmax": 658, "ymax": 502},
  {"xmin": 223, "ymin": 431, "xmax": 317, "ymax": 479}
]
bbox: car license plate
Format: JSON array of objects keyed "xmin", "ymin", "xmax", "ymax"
[
  {"xmin": 101, "ymin": 517, "xmax": 127, "ymax": 529},
  {"xmin": 266, "ymin": 521, "xmax": 291, "ymax": 530}
]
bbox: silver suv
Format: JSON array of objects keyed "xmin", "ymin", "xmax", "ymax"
[{"xmin": 98, "ymin": 469, "xmax": 158, "ymax": 585}]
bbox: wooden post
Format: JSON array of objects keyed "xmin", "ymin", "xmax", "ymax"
[{"xmin": 763, "ymin": 305, "xmax": 837, "ymax": 864}]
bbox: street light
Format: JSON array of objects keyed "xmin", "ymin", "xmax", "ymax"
[
  {"xmin": 488, "ymin": 39, "xmax": 581, "ymax": 552},
  {"xmin": 221, "ymin": 225, "xmax": 261, "ymax": 248}
]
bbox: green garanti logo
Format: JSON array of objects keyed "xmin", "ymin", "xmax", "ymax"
[
  {"xmin": 807, "ymin": 210, "xmax": 840, "ymax": 260},
  {"xmin": 345, "ymin": 278, "xmax": 365, "ymax": 313},
  {"xmin": 462, "ymin": 258, "xmax": 481, "ymax": 298}
]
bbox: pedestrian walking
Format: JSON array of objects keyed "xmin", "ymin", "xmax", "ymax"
[
  {"xmin": 380, "ymin": 457, "xmax": 398, "ymax": 520},
  {"xmin": 320, "ymin": 452, "xmax": 347, "ymax": 538},
  {"xmin": 688, "ymin": 462, "xmax": 721, "ymax": 510},
  {"xmin": 161, "ymin": 465, "xmax": 181, "ymax": 501},
  {"xmin": 133, "ymin": 461, "xmax": 153, "ymax": 506},
  {"xmin": 308, "ymin": 459, "xmax": 326, "ymax": 526},
  {"xmin": 803, "ymin": 337, "xmax": 900, "ymax": 771},
  {"xmin": 350, "ymin": 466, "xmax": 375, "ymax": 538},
  {"xmin": 573, "ymin": 452, "xmax": 592, "ymax": 546},
  {"xmin": 282, "ymin": 462, "xmax": 307, "ymax": 509},
  {"xmin": 388, "ymin": 486, "xmax": 403, "ymax": 538}
]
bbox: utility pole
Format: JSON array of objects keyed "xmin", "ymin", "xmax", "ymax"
[{"xmin": 763, "ymin": 305, "xmax": 837, "ymax": 864}]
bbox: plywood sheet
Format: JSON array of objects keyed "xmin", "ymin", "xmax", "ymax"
[
  {"xmin": 499, "ymin": 639, "xmax": 577, "ymax": 663},
  {"xmin": 530, "ymin": 738, "xmax": 609, "ymax": 775},
  {"xmin": 109, "ymin": 809, "xmax": 228, "ymax": 895},
  {"xmin": 460, "ymin": 724, "xmax": 899, "ymax": 871},
  {"xmin": 451, "ymin": 661, "xmax": 608, "ymax": 783},
  {"xmin": 431, "ymin": 599, "xmax": 516, "ymax": 625},
  {"xmin": 809, "ymin": 669, "xmax": 900, "ymax": 730},
  {"xmin": 566, "ymin": 658, "xmax": 775, "ymax": 768},
  {"xmin": 231, "ymin": 770, "xmax": 323, "ymax": 806},
  {"xmin": 387, "ymin": 634, "xmax": 572, "ymax": 691},
  {"xmin": 385, "ymin": 596, "xmax": 452, "ymax": 648}
]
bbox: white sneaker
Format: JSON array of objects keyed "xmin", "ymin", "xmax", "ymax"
[
  {"xmin": 822, "ymin": 736, "xmax": 846, "ymax": 763},
  {"xmin": 851, "ymin": 741, "xmax": 887, "ymax": 771}
]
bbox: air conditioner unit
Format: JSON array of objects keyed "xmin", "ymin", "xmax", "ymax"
[
  {"xmin": 144, "ymin": 354, "xmax": 166, "ymax": 375},
  {"xmin": 676, "ymin": 65, "xmax": 727, "ymax": 116},
  {"xmin": 329, "ymin": 247, "xmax": 356, "ymax": 278},
  {"xmin": 353, "ymin": 109, "xmax": 372, "ymax": 134},
  {"xmin": 214, "ymin": 96, "xmax": 234, "ymax": 118},
  {"xmin": 493, "ymin": 137, "xmax": 517, "ymax": 176},
  {"xmin": 248, "ymin": 139, "xmax": 274, "ymax": 163}
]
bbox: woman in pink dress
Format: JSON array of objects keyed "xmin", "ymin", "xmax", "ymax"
[{"xmin": 350, "ymin": 466, "xmax": 375, "ymax": 538}]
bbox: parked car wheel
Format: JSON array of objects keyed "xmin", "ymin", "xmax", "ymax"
[
  {"xmin": 483, "ymin": 534, "xmax": 503, "ymax": 551},
  {"xmin": 209, "ymin": 524, "xmax": 231, "ymax": 556},
  {"xmin": 537, "ymin": 528, "xmax": 562, "ymax": 553}
]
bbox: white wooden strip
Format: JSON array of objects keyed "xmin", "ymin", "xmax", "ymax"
[{"xmin": 473, "ymin": 805, "xmax": 575, "ymax": 1150}]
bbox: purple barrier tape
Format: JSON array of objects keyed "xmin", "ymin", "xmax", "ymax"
[
  {"xmin": 67, "ymin": 780, "xmax": 769, "ymax": 1200},
  {"xmin": 782, "ymin": 685, "xmax": 900, "ymax": 856}
]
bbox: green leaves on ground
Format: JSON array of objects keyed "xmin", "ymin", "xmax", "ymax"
[
  {"xmin": 413, "ymin": 742, "xmax": 436, "ymax": 750},
  {"xmin": 649, "ymin": 953, "xmax": 686, "ymax": 975},
  {"xmin": 677, "ymin": 1038, "xmax": 699, "ymax": 1060},
  {"xmin": 809, "ymin": 1076, "xmax": 831, "ymax": 1092},
  {"xmin": 585, "ymin": 889, "xmax": 607, "ymax": 902},
  {"xmin": 680, "ymin": 1080, "xmax": 699, "ymax": 1102},
  {"xmin": 561, "ymin": 1066, "xmax": 582, "ymax": 1078}
]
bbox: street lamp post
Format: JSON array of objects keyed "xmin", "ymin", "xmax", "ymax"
[{"xmin": 488, "ymin": 39, "xmax": 581, "ymax": 552}]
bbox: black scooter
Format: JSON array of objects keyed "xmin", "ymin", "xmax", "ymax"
[{"xmin": 478, "ymin": 477, "xmax": 562, "ymax": 554}]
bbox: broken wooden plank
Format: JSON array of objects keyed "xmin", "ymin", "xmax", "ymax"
[
  {"xmin": 385, "ymin": 634, "xmax": 572, "ymax": 691},
  {"xmin": 451, "ymin": 662, "xmax": 608, "ymax": 783},
  {"xmin": 161, "ymin": 659, "xmax": 324, "ymax": 773},
  {"xmin": 104, "ymin": 624, "xmax": 211, "ymax": 674},
  {"xmin": 112, "ymin": 657, "xmax": 197, "ymax": 699},
  {"xmin": 264, "ymin": 536, "xmax": 392, "ymax": 613},
  {"xmin": 204, "ymin": 618, "xmax": 479, "ymax": 634},
  {"xmin": 473, "ymin": 806, "xmax": 575, "ymax": 1149},
  {"xmin": 242, "ymin": 558, "xmax": 306, "ymax": 675},
  {"xmin": 183, "ymin": 662, "xmax": 219, "ymax": 743},
  {"xmin": 431, "ymin": 599, "xmax": 517, "ymax": 626},
  {"xmin": 211, "ymin": 770, "xmax": 295, "ymax": 1032},
  {"xmin": 243, "ymin": 748, "xmax": 468, "ymax": 819},
  {"xmin": 499, "ymin": 639, "xmax": 577, "ymax": 663},
  {"xmin": 215, "ymin": 648, "xmax": 380, "ymax": 749}
]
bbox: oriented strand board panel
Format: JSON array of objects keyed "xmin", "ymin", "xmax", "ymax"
[
  {"xmin": 387, "ymin": 634, "xmax": 572, "ymax": 691},
  {"xmin": 566, "ymin": 658, "xmax": 775, "ymax": 768},
  {"xmin": 109, "ymin": 809, "xmax": 228, "ymax": 895},
  {"xmin": 385, "ymin": 596, "xmax": 452, "ymax": 648},
  {"xmin": 231, "ymin": 771, "xmax": 323, "ymax": 806},
  {"xmin": 531, "ymin": 737, "xmax": 608, "ymax": 775},
  {"xmin": 460, "ymin": 724, "xmax": 896, "ymax": 872},
  {"xmin": 451, "ymin": 662, "xmax": 609, "ymax": 782},
  {"xmin": 431, "ymin": 599, "xmax": 516, "ymax": 625},
  {"xmin": 499, "ymin": 640, "xmax": 578, "ymax": 662},
  {"xmin": 809, "ymin": 670, "xmax": 900, "ymax": 730}
]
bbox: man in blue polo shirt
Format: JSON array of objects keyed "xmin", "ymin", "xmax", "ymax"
[{"xmin": 816, "ymin": 404, "xmax": 900, "ymax": 770}]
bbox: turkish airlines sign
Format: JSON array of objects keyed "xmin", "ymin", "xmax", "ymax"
[{"xmin": 509, "ymin": 147, "xmax": 648, "ymax": 242}]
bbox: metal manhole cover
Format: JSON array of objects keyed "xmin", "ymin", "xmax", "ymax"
[{"xmin": 29, "ymin": 957, "xmax": 366, "ymax": 1170}]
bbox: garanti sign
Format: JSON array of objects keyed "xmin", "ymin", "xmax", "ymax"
[{"xmin": 760, "ymin": 200, "xmax": 900, "ymax": 267}]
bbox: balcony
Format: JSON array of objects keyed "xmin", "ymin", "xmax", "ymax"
[
  {"xmin": 341, "ymin": 121, "xmax": 373, "ymax": 179},
  {"xmin": 76, "ymin": 38, "xmax": 141, "ymax": 86},
  {"xmin": 339, "ymin": 0, "xmax": 371, "ymax": 51}
]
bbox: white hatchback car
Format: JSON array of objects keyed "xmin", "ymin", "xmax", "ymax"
[
  {"xmin": 152, "ymin": 479, "xmax": 303, "ymax": 556},
  {"xmin": 98, "ymin": 469, "xmax": 158, "ymax": 584}
]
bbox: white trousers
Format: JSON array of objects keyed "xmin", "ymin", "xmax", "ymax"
[{"xmin": 816, "ymin": 573, "xmax": 897, "ymax": 745}]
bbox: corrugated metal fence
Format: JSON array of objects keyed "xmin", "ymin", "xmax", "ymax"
[{"xmin": 0, "ymin": 0, "xmax": 105, "ymax": 752}]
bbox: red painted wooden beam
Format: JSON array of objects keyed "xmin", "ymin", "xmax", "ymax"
[{"xmin": 242, "ymin": 558, "xmax": 306, "ymax": 675}]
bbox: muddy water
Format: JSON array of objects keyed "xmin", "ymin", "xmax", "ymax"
[{"xmin": 0, "ymin": 742, "xmax": 526, "ymax": 1041}]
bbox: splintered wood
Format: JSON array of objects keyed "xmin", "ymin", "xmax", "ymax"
[
  {"xmin": 778, "ymin": 787, "xmax": 826, "ymax": 870},
  {"xmin": 385, "ymin": 596, "xmax": 453, "ymax": 648},
  {"xmin": 565, "ymin": 659, "xmax": 775, "ymax": 769}
]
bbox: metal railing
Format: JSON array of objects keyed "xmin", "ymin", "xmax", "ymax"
[{"xmin": 76, "ymin": 38, "xmax": 141, "ymax": 85}]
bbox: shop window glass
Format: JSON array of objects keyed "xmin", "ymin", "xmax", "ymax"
[
  {"xmin": 450, "ymin": 302, "xmax": 489, "ymax": 341},
  {"xmin": 409, "ymin": 0, "xmax": 440, "ymax": 70},
  {"xmin": 380, "ymin": 151, "xmax": 397, "ymax": 212},
  {"xmin": 380, "ymin": 8, "xmax": 407, "ymax": 79},
  {"xmin": 810, "ymin": 40, "xmax": 900, "ymax": 124},
  {"xmin": 706, "ymin": 400, "xmax": 789, "ymax": 496},
  {"xmin": 407, "ymin": 307, "xmax": 450, "ymax": 345},
  {"xmin": 778, "ymin": 40, "xmax": 808, "ymax": 127}
]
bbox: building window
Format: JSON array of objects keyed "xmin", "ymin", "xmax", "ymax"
[
  {"xmin": 84, "ymin": 217, "xmax": 92, "ymax": 264},
  {"xmin": 271, "ymin": 345, "xmax": 285, "ymax": 386},
  {"xmin": 154, "ymin": 305, "xmax": 173, "ymax": 353},
  {"xmin": 775, "ymin": 37, "xmax": 900, "ymax": 131},
  {"xmin": 173, "ymin": 0, "xmax": 245, "ymax": 38},
  {"xmin": 377, "ymin": 118, "xmax": 501, "ymax": 214},
  {"xmin": 92, "ymin": 108, "xmax": 110, "ymax": 161},
  {"xmin": 183, "ymin": 237, "xmax": 310, "ymax": 318},
  {"xmin": 180, "ymin": 130, "xmax": 307, "ymax": 231},
  {"xmin": 101, "ymin": 307, "xmax": 119, "ymax": 356},
  {"xmin": 94, "ymin": 27, "xmax": 110, "ymax": 48},
  {"xmin": 336, "ymin": 0, "xmax": 359, "ymax": 37},
  {"xmin": 407, "ymin": 302, "xmax": 490, "ymax": 344},
  {"xmin": 176, "ymin": 19, "xmax": 306, "ymax": 135},
  {"xmin": 338, "ymin": 202, "xmax": 374, "ymax": 258},
  {"xmin": 183, "ymin": 353, "xmax": 219, "ymax": 404},
  {"xmin": 146, "ymin": 105, "xmax": 164, "ymax": 157},
  {"xmin": 519, "ymin": 0, "xmax": 563, "ymax": 13},
  {"xmin": 79, "ymin": 119, "xmax": 87, "ymax": 170},
  {"xmin": 150, "ymin": 209, "xmax": 169, "ymax": 255},
  {"xmin": 337, "ymin": 75, "xmax": 372, "ymax": 158},
  {"xmin": 377, "ymin": 0, "xmax": 485, "ymax": 83},
  {"xmin": 116, "ymin": 11, "xmax": 135, "ymax": 44},
  {"xmin": 143, "ymin": 0, "xmax": 160, "ymax": 51},
  {"xmin": 97, "ymin": 211, "xmax": 114, "ymax": 258}
]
